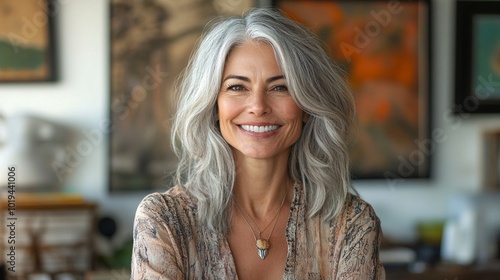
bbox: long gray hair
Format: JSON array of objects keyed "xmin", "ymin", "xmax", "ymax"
[{"xmin": 171, "ymin": 8, "xmax": 355, "ymax": 233}]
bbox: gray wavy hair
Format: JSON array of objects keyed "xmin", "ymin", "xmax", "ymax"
[{"xmin": 171, "ymin": 8, "xmax": 355, "ymax": 233}]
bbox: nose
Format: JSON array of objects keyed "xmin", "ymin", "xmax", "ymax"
[{"xmin": 247, "ymin": 90, "xmax": 271, "ymax": 116}]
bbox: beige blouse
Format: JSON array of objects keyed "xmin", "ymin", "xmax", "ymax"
[{"xmin": 131, "ymin": 183, "xmax": 386, "ymax": 279}]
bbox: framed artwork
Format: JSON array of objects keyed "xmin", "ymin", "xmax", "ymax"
[
  {"xmin": 109, "ymin": 0, "xmax": 253, "ymax": 191},
  {"xmin": 454, "ymin": 1, "xmax": 500, "ymax": 114},
  {"xmin": 0, "ymin": 0, "xmax": 57, "ymax": 82},
  {"xmin": 274, "ymin": 0, "xmax": 432, "ymax": 179}
]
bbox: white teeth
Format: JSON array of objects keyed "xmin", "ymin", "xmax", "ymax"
[{"xmin": 241, "ymin": 125, "xmax": 279, "ymax": 133}]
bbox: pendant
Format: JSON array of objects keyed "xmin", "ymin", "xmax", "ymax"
[{"xmin": 256, "ymin": 239, "xmax": 270, "ymax": 260}]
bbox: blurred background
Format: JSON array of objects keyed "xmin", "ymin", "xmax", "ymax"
[{"xmin": 0, "ymin": 0, "xmax": 500, "ymax": 279}]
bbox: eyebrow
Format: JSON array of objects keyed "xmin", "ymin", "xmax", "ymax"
[{"xmin": 222, "ymin": 75, "xmax": 285, "ymax": 83}]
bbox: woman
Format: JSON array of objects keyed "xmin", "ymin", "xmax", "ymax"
[{"xmin": 132, "ymin": 8, "xmax": 385, "ymax": 279}]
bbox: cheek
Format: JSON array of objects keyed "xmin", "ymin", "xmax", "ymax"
[
  {"xmin": 217, "ymin": 98, "xmax": 233, "ymax": 121},
  {"xmin": 279, "ymin": 101, "xmax": 305, "ymax": 122},
  {"xmin": 217, "ymin": 97, "xmax": 241, "ymax": 131}
]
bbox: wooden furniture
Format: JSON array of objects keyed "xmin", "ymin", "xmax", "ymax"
[
  {"xmin": 386, "ymin": 263, "xmax": 500, "ymax": 280},
  {"xmin": 0, "ymin": 193, "xmax": 97, "ymax": 279}
]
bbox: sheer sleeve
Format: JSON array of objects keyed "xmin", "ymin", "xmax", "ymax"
[
  {"xmin": 131, "ymin": 193, "xmax": 185, "ymax": 280},
  {"xmin": 337, "ymin": 196, "xmax": 386, "ymax": 280}
]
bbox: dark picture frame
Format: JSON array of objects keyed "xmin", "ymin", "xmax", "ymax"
[
  {"xmin": 484, "ymin": 130, "xmax": 500, "ymax": 190},
  {"xmin": 273, "ymin": 0, "xmax": 432, "ymax": 180},
  {"xmin": 0, "ymin": 0, "xmax": 57, "ymax": 82},
  {"xmin": 109, "ymin": 0, "xmax": 253, "ymax": 191},
  {"xmin": 454, "ymin": 1, "xmax": 500, "ymax": 114}
]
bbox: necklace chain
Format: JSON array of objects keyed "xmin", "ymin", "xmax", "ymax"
[{"xmin": 233, "ymin": 185, "xmax": 289, "ymax": 260}]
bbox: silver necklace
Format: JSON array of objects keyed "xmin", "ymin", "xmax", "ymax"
[{"xmin": 233, "ymin": 187, "xmax": 288, "ymax": 260}]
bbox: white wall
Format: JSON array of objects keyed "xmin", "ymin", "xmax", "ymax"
[{"xmin": 1, "ymin": 0, "xmax": 499, "ymax": 244}]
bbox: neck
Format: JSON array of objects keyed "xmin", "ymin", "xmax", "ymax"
[{"xmin": 232, "ymin": 157, "xmax": 292, "ymax": 221}]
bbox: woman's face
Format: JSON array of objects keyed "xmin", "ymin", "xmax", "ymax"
[{"xmin": 217, "ymin": 41, "xmax": 307, "ymax": 161}]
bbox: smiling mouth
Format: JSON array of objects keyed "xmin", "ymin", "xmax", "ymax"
[{"xmin": 240, "ymin": 125, "xmax": 280, "ymax": 133}]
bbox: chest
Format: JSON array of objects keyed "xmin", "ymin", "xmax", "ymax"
[
  {"xmin": 226, "ymin": 212, "xmax": 289, "ymax": 280},
  {"xmin": 162, "ymin": 186, "xmax": 362, "ymax": 279},
  {"xmin": 183, "ymin": 206, "xmax": 340, "ymax": 279}
]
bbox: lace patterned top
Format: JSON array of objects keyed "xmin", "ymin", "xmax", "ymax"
[{"xmin": 131, "ymin": 183, "xmax": 386, "ymax": 279}]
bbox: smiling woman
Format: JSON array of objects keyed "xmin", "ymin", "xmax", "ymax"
[
  {"xmin": 132, "ymin": 8, "xmax": 385, "ymax": 279},
  {"xmin": 217, "ymin": 41, "xmax": 307, "ymax": 162}
]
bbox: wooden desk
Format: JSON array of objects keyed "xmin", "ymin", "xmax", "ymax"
[{"xmin": 1, "ymin": 194, "xmax": 97, "ymax": 279}]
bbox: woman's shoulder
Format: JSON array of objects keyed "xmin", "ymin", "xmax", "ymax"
[
  {"xmin": 136, "ymin": 185, "xmax": 196, "ymax": 220},
  {"xmin": 341, "ymin": 192, "xmax": 381, "ymax": 227},
  {"xmin": 141, "ymin": 185, "xmax": 193, "ymax": 204}
]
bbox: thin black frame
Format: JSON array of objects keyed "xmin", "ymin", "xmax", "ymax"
[
  {"xmin": 484, "ymin": 131, "xmax": 500, "ymax": 190},
  {"xmin": 273, "ymin": 0, "xmax": 433, "ymax": 180},
  {"xmin": 0, "ymin": 0, "xmax": 57, "ymax": 82},
  {"xmin": 454, "ymin": 1, "xmax": 500, "ymax": 114}
]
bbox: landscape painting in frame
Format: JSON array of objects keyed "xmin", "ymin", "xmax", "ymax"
[
  {"xmin": 275, "ymin": 0, "xmax": 431, "ymax": 180},
  {"xmin": 472, "ymin": 16, "xmax": 500, "ymax": 103},
  {"xmin": 454, "ymin": 1, "xmax": 500, "ymax": 114},
  {"xmin": 0, "ymin": 0, "xmax": 56, "ymax": 82},
  {"xmin": 109, "ymin": 0, "xmax": 253, "ymax": 191}
]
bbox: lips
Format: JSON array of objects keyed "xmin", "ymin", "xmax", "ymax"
[{"xmin": 240, "ymin": 125, "xmax": 280, "ymax": 133}]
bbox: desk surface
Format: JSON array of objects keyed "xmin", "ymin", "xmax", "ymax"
[
  {"xmin": 0, "ymin": 193, "xmax": 96, "ymax": 210},
  {"xmin": 386, "ymin": 263, "xmax": 500, "ymax": 280}
]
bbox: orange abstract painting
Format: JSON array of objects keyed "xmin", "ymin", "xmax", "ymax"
[{"xmin": 277, "ymin": 0, "xmax": 431, "ymax": 179}]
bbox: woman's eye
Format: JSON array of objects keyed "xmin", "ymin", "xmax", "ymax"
[
  {"xmin": 272, "ymin": 85, "xmax": 288, "ymax": 92},
  {"xmin": 227, "ymin": 85, "xmax": 246, "ymax": 91}
]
